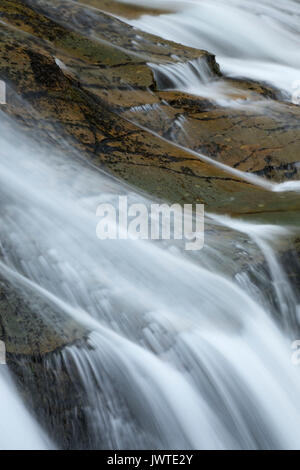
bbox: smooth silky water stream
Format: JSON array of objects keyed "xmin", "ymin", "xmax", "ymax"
[
  {"xmin": 1, "ymin": 0, "xmax": 300, "ymax": 450},
  {"xmin": 0, "ymin": 368, "xmax": 53, "ymax": 450},
  {"xmin": 127, "ymin": 0, "xmax": 300, "ymax": 98},
  {"xmin": 0, "ymin": 110, "xmax": 300, "ymax": 449}
]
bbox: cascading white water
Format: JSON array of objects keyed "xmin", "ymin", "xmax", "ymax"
[
  {"xmin": 147, "ymin": 57, "xmax": 254, "ymax": 106},
  {"xmin": 128, "ymin": 0, "xmax": 300, "ymax": 98},
  {"xmin": 0, "ymin": 368, "xmax": 53, "ymax": 450},
  {"xmin": 1, "ymin": 114, "xmax": 300, "ymax": 449},
  {"xmin": 149, "ymin": 57, "xmax": 215, "ymax": 88}
]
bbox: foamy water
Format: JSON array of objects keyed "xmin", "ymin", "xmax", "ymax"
[
  {"xmin": 129, "ymin": 0, "xmax": 300, "ymax": 98},
  {"xmin": 1, "ymin": 0, "xmax": 300, "ymax": 450},
  {"xmin": 0, "ymin": 115, "xmax": 299, "ymax": 449}
]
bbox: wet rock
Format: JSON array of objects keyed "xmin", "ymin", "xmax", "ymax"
[
  {"xmin": 0, "ymin": 0, "xmax": 220, "ymax": 109},
  {"xmin": 126, "ymin": 90, "xmax": 300, "ymax": 182},
  {"xmin": 0, "ymin": 1, "xmax": 298, "ymax": 449},
  {"xmin": 0, "ymin": 0, "xmax": 299, "ymax": 222},
  {"xmin": 0, "ymin": 265, "xmax": 90, "ymax": 448},
  {"xmin": 7, "ymin": 346, "xmax": 93, "ymax": 449},
  {"xmin": 0, "ymin": 273, "xmax": 87, "ymax": 355},
  {"xmin": 23, "ymin": 0, "xmax": 218, "ymax": 66},
  {"xmin": 0, "ymin": 22, "xmax": 299, "ymax": 221},
  {"xmin": 72, "ymin": 0, "xmax": 173, "ymax": 20}
]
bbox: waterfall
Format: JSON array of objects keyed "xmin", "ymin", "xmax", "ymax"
[
  {"xmin": 0, "ymin": 369, "xmax": 53, "ymax": 450},
  {"xmin": 1, "ymin": 0, "xmax": 300, "ymax": 451},
  {"xmin": 147, "ymin": 58, "xmax": 249, "ymax": 106},
  {"xmin": 129, "ymin": 0, "xmax": 300, "ymax": 98},
  {"xmin": 0, "ymin": 114, "xmax": 300, "ymax": 449},
  {"xmin": 149, "ymin": 57, "xmax": 215, "ymax": 88}
]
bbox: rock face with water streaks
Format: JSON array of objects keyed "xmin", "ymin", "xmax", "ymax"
[
  {"xmin": 0, "ymin": 266, "xmax": 89, "ymax": 447},
  {"xmin": 12, "ymin": 0, "xmax": 300, "ymax": 184},
  {"xmin": 0, "ymin": 0, "xmax": 300, "ymax": 222},
  {"xmin": 72, "ymin": 0, "xmax": 174, "ymax": 19},
  {"xmin": 0, "ymin": 274, "xmax": 87, "ymax": 355},
  {"xmin": 0, "ymin": 0, "xmax": 299, "ymax": 451},
  {"xmin": 130, "ymin": 90, "xmax": 300, "ymax": 182},
  {"xmin": 0, "ymin": 0, "xmax": 300, "ymax": 358},
  {"xmin": 0, "ymin": 0, "xmax": 220, "ymax": 106}
]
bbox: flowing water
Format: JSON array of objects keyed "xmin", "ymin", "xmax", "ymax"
[
  {"xmin": 128, "ymin": 0, "xmax": 300, "ymax": 98},
  {"xmin": 0, "ymin": 111, "xmax": 300, "ymax": 449},
  {"xmin": 1, "ymin": 0, "xmax": 300, "ymax": 450},
  {"xmin": 0, "ymin": 368, "xmax": 52, "ymax": 450}
]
